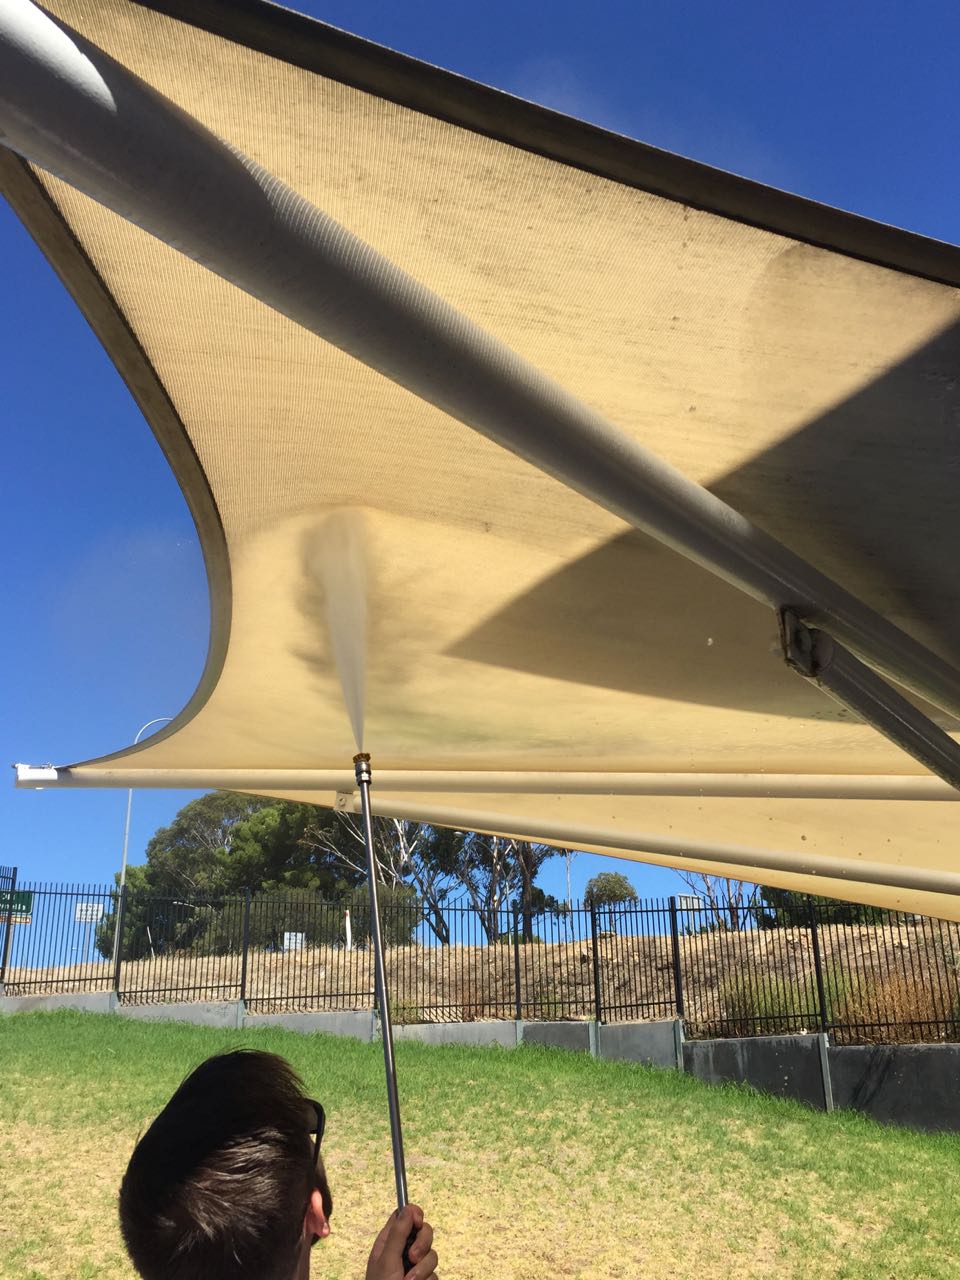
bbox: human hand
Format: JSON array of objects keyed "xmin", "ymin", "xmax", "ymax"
[{"xmin": 365, "ymin": 1203, "xmax": 437, "ymax": 1280}]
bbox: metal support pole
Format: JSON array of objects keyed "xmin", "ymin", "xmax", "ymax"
[
  {"xmin": 807, "ymin": 894, "xmax": 829, "ymax": 1034},
  {"xmin": 111, "ymin": 719, "xmax": 171, "ymax": 970},
  {"xmin": 781, "ymin": 610, "xmax": 960, "ymax": 792},
  {"xmin": 817, "ymin": 1032, "xmax": 835, "ymax": 1113},
  {"xmin": 111, "ymin": 787, "xmax": 134, "ymax": 971},
  {"xmin": 354, "ymin": 753, "xmax": 409, "ymax": 1212},
  {"xmin": 590, "ymin": 902, "xmax": 604, "ymax": 1024},
  {"xmin": 512, "ymin": 905, "xmax": 523, "ymax": 1022},
  {"xmin": 112, "ymin": 884, "xmax": 128, "ymax": 995},
  {"xmin": 673, "ymin": 1018, "xmax": 686, "ymax": 1072},
  {"xmin": 0, "ymin": 867, "xmax": 19, "ymax": 984},
  {"xmin": 239, "ymin": 887, "xmax": 252, "ymax": 1005},
  {"xmin": 668, "ymin": 896, "xmax": 685, "ymax": 1017}
]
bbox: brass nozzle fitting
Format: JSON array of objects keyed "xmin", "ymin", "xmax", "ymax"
[{"xmin": 353, "ymin": 752, "xmax": 372, "ymax": 786}]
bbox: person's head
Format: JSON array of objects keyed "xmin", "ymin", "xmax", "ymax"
[{"xmin": 119, "ymin": 1049, "xmax": 333, "ymax": 1280}]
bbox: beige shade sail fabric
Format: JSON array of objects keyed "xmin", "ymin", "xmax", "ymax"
[{"xmin": 6, "ymin": 0, "xmax": 960, "ymax": 915}]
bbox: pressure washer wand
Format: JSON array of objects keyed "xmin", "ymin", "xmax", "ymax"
[{"xmin": 354, "ymin": 752, "xmax": 409, "ymax": 1211}]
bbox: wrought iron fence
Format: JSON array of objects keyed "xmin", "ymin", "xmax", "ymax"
[
  {"xmin": 1, "ymin": 881, "xmax": 115, "ymax": 992},
  {"xmin": 118, "ymin": 893, "xmax": 248, "ymax": 1004},
  {"xmin": 674, "ymin": 898, "xmax": 960, "ymax": 1044},
  {"xmin": 0, "ymin": 863, "xmax": 18, "ymax": 983},
  {"xmin": 3, "ymin": 882, "xmax": 960, "ymax": 1046}
]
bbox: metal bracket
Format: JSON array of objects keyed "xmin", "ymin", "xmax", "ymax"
[
  {"xmin": 13, "ymin": 763, "xmax": 58, "ymax": 787},
  {"xmin": 779, "ymin": 608, "xmax": 834, "ymax": 680},
  {"xmin": 779, "ymin": 609, "xmax": 960, "ymax": 793}
]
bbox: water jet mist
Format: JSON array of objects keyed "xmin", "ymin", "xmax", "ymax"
[{"xmin": 305, "ymin": 509, "xmax": 369, "ymax": 749}]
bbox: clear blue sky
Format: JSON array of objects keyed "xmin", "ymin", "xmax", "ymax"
[{"xmin": 3, "ymin": 0, "xmax": 958, "ymax": 899}]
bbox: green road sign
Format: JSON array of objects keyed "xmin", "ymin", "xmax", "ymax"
[{"xmin": 0, "ymin": 890, "xmax": 33, "ymax": 916}]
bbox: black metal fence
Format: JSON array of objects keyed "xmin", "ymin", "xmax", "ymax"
[
  {"xmin": 3, "ymin": 882, "xmax": 959, "ymax": 1045},
  {"xmin": 1, "ymin": 881, "xmax": 117, "ymax": 991},
  {"xmin": 0, "ymin": 864, "xmax": 18, "ymax": 984}
]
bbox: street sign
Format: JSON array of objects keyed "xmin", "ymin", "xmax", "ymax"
[
  {"xmin": 75, "ymin": 902, "xmax": 105, "ymax": 924},
  {"xmin": 676, "ymin": 895, "xmax": 703, "ymax": 911},
  {"xmin": 0, "ymin": 889, "xmax": 33, "ymax": 917}
]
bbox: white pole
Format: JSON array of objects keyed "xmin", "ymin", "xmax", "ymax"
[
  {"xmin": 110, "ymin": 717, "xmax": 172, "ymax": 968},
  {"xmin": 14, "ymin": 767, "xmax": 960, "ymax": 802},
  {"xmin": 344, "ymin": 908, "xmax": 353, "ymax": 952},
  {"xmin": 117, "ymin": 787, "xmax": 134, "ymax": 897}
]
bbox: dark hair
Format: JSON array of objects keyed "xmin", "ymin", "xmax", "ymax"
[{"xmin": 119, "ymin": 1050, "xmax": 332, "ymax": 1280}]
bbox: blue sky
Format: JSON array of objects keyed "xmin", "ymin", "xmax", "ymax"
[{"xmin": 3, "ymin": 0, "xmax": 958, "ymax": 900}]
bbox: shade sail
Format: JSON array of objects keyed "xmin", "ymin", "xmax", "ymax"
[{"xmin": 5, "ymin": 0, "xmax": 960, "ymax": 914}]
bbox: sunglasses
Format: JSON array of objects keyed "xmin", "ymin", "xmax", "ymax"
[{"xmin": 307, "ymin": 1098, "xmax": 325, "ymax": 1170}]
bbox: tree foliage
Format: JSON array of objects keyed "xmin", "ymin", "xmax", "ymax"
[
  {"xmin": 97, "ymin": 793, "xmax": 566, "ymax": 957},
  {"xmin": 584, "ymin": 872, "xmax": 638, "ymax": 932},
  {"xmin": 301, "ymin": 815, "xmax": 457, "ymax": 944},
  {"xmin": 302, "ymin": 819, "xmax": 565, "ymax": 944},
  {"xmin": 453, "ymin": 833, "xmax": 563, "ymax": 943},
  {"xmin": 584, "ymin": 872, "xmax": 638, "ymax": 907},
  {"xmin": 130, "ymin": 792, "xmax": 360, "ymax": 897},
  {"xmin": 96, "ymin": 793, "xmax": 366, "ymax": 958},
  {"xmin": 756, "ymin": 887, "xmax": 890, "ymax": 928}
]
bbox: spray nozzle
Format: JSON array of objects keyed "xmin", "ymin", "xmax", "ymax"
[{"xmin": 353, "ymin": 752, "xmax": 372, "ymax": 787}]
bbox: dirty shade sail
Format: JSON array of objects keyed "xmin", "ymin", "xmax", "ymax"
[{"xmin": 5, "ymin": 0, "xmax": 960, "ymax": 919}]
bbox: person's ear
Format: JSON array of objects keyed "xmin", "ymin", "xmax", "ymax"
[{"xmin": 304, "ymin": 1187, "xmax": 330, "ymax": 1241}]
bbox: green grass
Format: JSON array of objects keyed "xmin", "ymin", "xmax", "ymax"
[{"xmin": 2, "ymin": 1011, "xmax": 960, "ymax": 1278}]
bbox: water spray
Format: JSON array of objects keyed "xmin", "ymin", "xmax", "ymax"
[
  {"xmin": 354, "ymin": 751, "xmax": 410, "ymax": 1216},
  {"xmin": 309, "ymin": 512, "xmax": 412, "ymax": 1244}
]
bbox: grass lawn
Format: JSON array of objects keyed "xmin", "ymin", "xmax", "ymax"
[{"xmin": 2, "ymin": 1012, "xmax": 959, "ymax": 1279}]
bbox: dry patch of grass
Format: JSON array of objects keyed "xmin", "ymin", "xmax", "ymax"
[{"xmin": 3, "ymin": 1011, "xmax": 960, "ymax": 1279}]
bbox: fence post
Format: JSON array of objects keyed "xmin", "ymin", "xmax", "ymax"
[
  {"xmin": 590, "ymin": 902, "xmax": 604, "ymax": 1023},
  {"xmin": 668, "ymin": 896, "xmax": 685, "ymax": 1017},
  {"xmin": 512, "ymin": 905, "xmax": 523, "ymax": 1021},
  {"xmin": 112, "ymin": 884, "xmax": 128, "ymax": 994},
  {"xmin": 239, "ymin": 888, "xmax": 252, "ymax": 1004},
  {"xmin": 807, "ymin": 894, "xmax": 829, "ymax": 1033},
  {"xmin": 0, "ymin": 866, "xmax": 18, "ymax": 984}
]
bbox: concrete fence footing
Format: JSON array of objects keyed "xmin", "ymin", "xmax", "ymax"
[
  {"xmin": 252, "ymin": 1010, "xmax": 378, "ymax": 1041},
  {"xmin": 392, "ymin": 1020, "xmax": 518, "ymax": 1049},
  {"xmin": 115, "ymin": 1000, "xmax": 246, "ymax": 1030},
  {"xmin": 0, "ymin": 990, "xmax": 118, "ymax": 1016},
  {"xmin": 4, "ymin": 994, "xmax": 959, "ymax": 1132}
]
